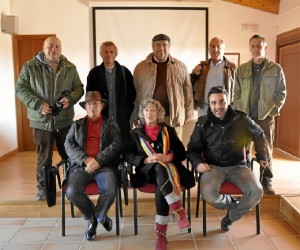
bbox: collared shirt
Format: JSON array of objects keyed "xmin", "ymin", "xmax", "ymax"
[
  {"xmin": 85, "ymin": 116, "xmax": 102, "ymax": 158},
  {"xmin": 205, "ymin": 59, "xmax": 225, "ymax": 104},
  {"xmin": 250, "ymin": 60, "xmax": 265, "ymax": 118}
]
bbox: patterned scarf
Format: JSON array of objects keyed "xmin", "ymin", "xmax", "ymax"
[{"xmin": 139, "ymin": 126, "xmax": 181, "ymax": 195}]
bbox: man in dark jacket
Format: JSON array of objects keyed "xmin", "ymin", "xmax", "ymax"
[
  {"xmin": 64, "ymin": 91, "xmax": 122, "ymax": 241},
  {"xmin": 187, "ymin": 86, "xmax": 269, "ymax": 232},
  {"xmin": 86, "ymin": 41, "xmax": 136, "ymax": 148}
]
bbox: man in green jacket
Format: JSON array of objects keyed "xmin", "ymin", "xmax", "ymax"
[
  {"xmin": 234, "ymin": 34, "xmax": 287, "ymax": 195},
  {"xmin": 16, "ymin": 36, "xmax": 84, "ymax": 201}
]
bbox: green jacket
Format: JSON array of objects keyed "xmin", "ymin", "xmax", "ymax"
[
  {"xmin": 234, "ymin": 58, "xmax": 286, "ymax": 120},
  {"xmin": 16, "ymin": 52, "xmax": 84, "ymax": 131}
]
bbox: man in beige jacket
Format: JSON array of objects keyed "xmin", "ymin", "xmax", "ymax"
[{"xmin": 132, "ymin": 33, "xmax": 194, "ymax": 140}]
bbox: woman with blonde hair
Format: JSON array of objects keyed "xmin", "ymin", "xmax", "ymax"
[{"xmin": 124, "ymin": 98, "xmax": 195, "ymax": 250}]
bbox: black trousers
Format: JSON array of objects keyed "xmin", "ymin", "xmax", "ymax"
[
  {"xmin": 253, "ymin": 116, "xmax": 275, "ymax": 182},
  {"xmin": 33, "ymin": 126, "xmax": 70, "ymax": 190}
]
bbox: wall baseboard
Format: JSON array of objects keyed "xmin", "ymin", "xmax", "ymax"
[{"xmin": 0, "ymin": 149, "xmax": 18, "ymax": 162}]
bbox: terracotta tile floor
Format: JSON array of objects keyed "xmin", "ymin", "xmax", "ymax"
[{"xmin": 0, "ymin": 210, "xmax": 299, "ymax": 250}]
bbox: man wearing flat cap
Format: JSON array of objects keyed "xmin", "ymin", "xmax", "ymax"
[
  {"xmin": 131, "ymin": 33, "xmax": 194, "ymax": 140},
  {"xmin": 64, "ymin": 91, "xmax": 122, "ymax": 241}
]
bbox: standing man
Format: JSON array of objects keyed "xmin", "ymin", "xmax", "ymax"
[
  {"xmin": 132, "ymin": 33, "xmax": 194, "ymax": 140},
  {"xmin": 234, "ymin": 34, "xmax": 287, "ymax": 195},
  {"xmin": 188, "ymin": 86, "xmax": 269, "ymax": 232},
  {"xmin": 86, "ymin": 41, "xmax": 136, "ymax": 147},
  {"xmin": 15, "ymin": 36, "xmax": 84, "ymax": 201},
  {"xmin": 190, "ymin": 37, "xmax": 236, "ymax": 117}
]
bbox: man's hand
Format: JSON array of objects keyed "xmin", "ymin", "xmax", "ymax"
[
  {"xmin": 60, "ymin": 97, "xmax": 70, "ymax": 109},
  {"xmin": 192, "ymin": 64, "xmax": 203, "ymax": 76},
  {"xmin": 196, "ymin": 163, "xmax": 210, "ymax": 173},
  {"xmin": 41, "ymin": 103, "xmax": 52, "ymax": 115},
  {"xmin": 84, "ymin": 157, "xmax": 100, "ymax": 174},
  {"xmin": 185, "ymin": 117, "xmax": 194, "ymax": 124}
]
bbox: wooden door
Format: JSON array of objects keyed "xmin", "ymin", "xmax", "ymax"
[
  {"xmin": 13, "ymin": 34, "xmax": 55, "ymax": 151},
  {"xmin": 276, "ymin": 28, "xmax": 300, "ymax": 158}
]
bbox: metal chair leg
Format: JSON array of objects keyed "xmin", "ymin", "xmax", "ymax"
[
  {"xmin": 195, "ymin": 177, "xmax": 201, "ymax": 218},
  {"xmin": 115, "ymin": 190, "xmax": 120, "ymax": 236},
  {"xmin": 203, "ymin": 199, "xmax": 207, "ymax": 236},
  {"xmin": 133, "ymin": 188, "xmax": 138, "ymax": 235},
  {"xmin": 256, "ymin": 203, "xmax": 261, "ymax": 234},
  {"xmin": 62, "ymin": 192, "xmax": 66, "ymax": 236}
]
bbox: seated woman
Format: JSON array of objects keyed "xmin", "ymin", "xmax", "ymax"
[
  {"xmin": 64, "ymin": 91, "xmax": 122, "ymax": 241},
  {"xmin": 124, "ymin": 98, "xmax": 195, "ymax": 250}
]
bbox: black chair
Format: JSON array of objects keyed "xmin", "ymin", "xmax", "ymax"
[
  {"xmin": 195, "ymin": 158, "xmax": 261, "ymax": 236},
  {"xmin": 55, "ymin": 159, "xmax": 127, "ymax": 237}
]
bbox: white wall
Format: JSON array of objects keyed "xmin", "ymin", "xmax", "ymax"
[
  {"xmin": 278, "ymin": 0, "xmax": 300, "ymax": 34},
  {"xmin": 0, "ymin": 0, "xmax": 18, "ymax": 156},
  {"xmin": 0, "ymin": 0, "xmax": 299, "ymax": 157}
]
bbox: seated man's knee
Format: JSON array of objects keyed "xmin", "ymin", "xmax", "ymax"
[{"xmin": 65, "ymin": 185, "xmax": 76, "ymax": 201}]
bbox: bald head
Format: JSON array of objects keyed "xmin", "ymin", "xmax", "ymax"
[{"xmin": 43, "ymin": 36, "xmax": 62, "ymax": 62}]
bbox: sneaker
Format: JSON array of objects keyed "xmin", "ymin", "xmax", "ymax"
[
  {"xmin": 34, "ymin": 190, "xmax": 46, "ymax": 201},
  {"xmin": 221, "ymin": 212, "xmax": 232, "ymax": 231}
]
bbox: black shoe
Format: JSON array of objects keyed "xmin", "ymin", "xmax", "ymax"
[
  {"xmin": 221, "ymin": 212, "xmax": 232, "ymax": 231},
  {"xmin": 85, "ymin": 217, "xmax": 98, "ymax": 241},
  {"xmin": 262, "ymin": 182, "xmax": 275, "ymax": 195},
  {"xmin": 102, "ymin": 217, "xmax": 112, "ymax": 232}
]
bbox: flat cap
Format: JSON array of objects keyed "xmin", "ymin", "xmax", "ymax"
[{"xmin": 152, "ymin": 33, "xmax": 171, "ymax": 42}]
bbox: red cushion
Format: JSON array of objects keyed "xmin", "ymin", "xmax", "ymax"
[
  {"xmin": 220, "ymin": 182, "xmax": 243, "ymax": 194},
  {"xmin": 138, "ymin": 184, "xmax": 156, "ymax": 193}
]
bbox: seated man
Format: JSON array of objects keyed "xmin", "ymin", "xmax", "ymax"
[
  {"xmin": 187, "ymin": 86, "xmax": 269, "ymax": 231},
  {"xmin": 64, "ymin": 91, "xmax": 122, "ymax": 241}
]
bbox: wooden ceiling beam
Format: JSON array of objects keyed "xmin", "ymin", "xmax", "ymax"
[{"xmin": 223, "ymin": 0, "xmax": 280, "ymax": 14}]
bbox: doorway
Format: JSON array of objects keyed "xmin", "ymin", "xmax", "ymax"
[{"xmin": 276, "ymin": 28, "xmax": 300, "ymax": 158}]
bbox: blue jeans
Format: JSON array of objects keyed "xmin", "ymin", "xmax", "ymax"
[
  {"xmin": 66, "ymin": 167, "xmax": 117, "ymax": 223},
  {"xmin": 200, "ymin": 164, "xmax": 263, "ymax": 222}
]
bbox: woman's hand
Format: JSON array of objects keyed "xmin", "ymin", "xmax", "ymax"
[{"xmin": 144, "ymin": 153, "xmax": 172, "ymax": 164}]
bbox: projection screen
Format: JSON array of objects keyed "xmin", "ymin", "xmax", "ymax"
[{"xmin": 92, "ymin": 7, "xmax": 208, "ymax": 73}]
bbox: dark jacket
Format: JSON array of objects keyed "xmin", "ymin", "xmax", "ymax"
[
  {"xmin": 86, "ymin": 61, "xmax": 136, "ymax": 146},
  {"xmin": 124, "ymin": 123, "xmax": 195, "ymax": 189},
  {"xmin": 64, "ymin": 116, "xmax": 123, "ymax": 177},
  {"xmin": 190, "ymin": 57, "xmax": 236, "ymax": 108},
  {"xmin": 187, "ymin": 106, "xmax": 269, "ymax": 169}
]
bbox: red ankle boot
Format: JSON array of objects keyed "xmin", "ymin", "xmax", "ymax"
[
  {"xmin": 169, "ymin": 201, "xmax": 191, "ymax": 230},
  {"xmin": 156, "ymin": 223, "xmax": 168, "ymax": 250}
]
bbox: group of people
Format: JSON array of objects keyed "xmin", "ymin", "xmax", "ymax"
[{"xmin": 15, "ymin": 32, "xmax": 286, "ymax": 249}]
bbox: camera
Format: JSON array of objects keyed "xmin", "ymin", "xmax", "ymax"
[{"xmin": 50, "ymin": 90, "xmax": 71, "ymax": 116}]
